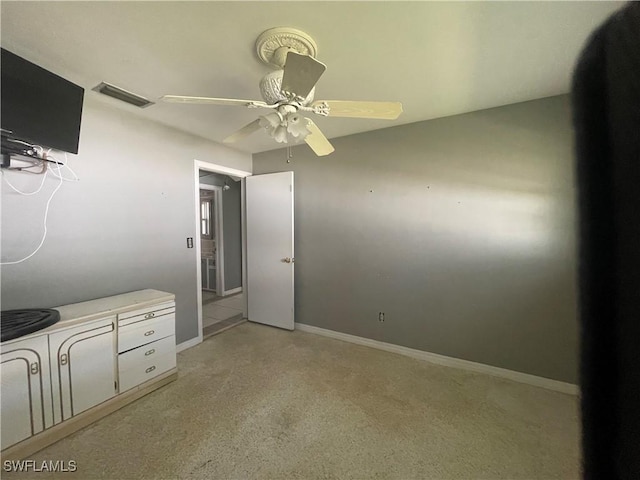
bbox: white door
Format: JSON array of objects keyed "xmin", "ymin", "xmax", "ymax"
[
  {"xmin": 49, "ymin": 317, "xmax": 116, "ymax": 422},
  {"xmin": 246, "ymin": 171, "xmax": 294, "ymax": 330},
  {"xmin": 0, "ymin": 335, "xmax": 53, "ymax": 450}
]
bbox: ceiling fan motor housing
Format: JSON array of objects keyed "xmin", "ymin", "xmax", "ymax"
[{"xmin": 259, "ymin": 69, "xmax": 315, "ymax": 105}]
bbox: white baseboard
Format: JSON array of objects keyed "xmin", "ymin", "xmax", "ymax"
[
  {"xmin": 295, "ymin": 323, "xmax": 579, "ymax": 395},
  {"xmin": 222, "ymin": 287, "xmax": 243, "ymax": 296},
  {"xmin": 176, "ymin": 336, "xmax": 201, "ymax": 353}
]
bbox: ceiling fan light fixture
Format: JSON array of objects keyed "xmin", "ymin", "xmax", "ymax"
[
  {"xmin": 273, "ymin": 125, "xmax": 288, "ymax": 143},
  {"xmin": 259, "ymin": 111, "xmax": 283, "ymax": 129},
  {"xmin": 287, "ymin": 114, "xmax": 311, "ymax": 139},
  {"xmin": 260, "ymin": 111, "xmax": 311, "ymax": 143}
]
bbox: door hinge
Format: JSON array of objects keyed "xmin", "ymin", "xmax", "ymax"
[{"xmin": 114, "ymin": 380, "xmax": 118, "ymax": 391}]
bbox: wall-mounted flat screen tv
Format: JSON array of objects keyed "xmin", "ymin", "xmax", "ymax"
[{"xmin": 1, "ymin": 48, "xmax": 84, "ymax": 154}]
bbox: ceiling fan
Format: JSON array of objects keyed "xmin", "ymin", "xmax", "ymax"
[{"xmin": 160, "ymin": 27, "xmax": 403, "ymax": 156}]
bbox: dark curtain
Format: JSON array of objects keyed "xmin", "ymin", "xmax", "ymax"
[{"xmin": 572, "ymin": 3, "xmax": 640, "ymax": 479}]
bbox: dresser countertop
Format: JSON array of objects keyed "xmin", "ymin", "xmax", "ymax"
[{"xmin": 2, "ymin": 289, "xmax": 175, "ymax": 345}]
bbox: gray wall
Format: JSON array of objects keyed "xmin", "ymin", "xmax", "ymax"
[
  {"xmin": 199, "ymin": 173, "xmax": 242, "ymax": 290},
  {"xmin": 253, "ymin": 95, "xmax": 578, "ymax": 383},
  {"xmin": 222, "ymin": 179, "xmax": 242, "ymax": 290},
  {"xmin": 1, "ymin": 96, "xmax": 251, "ymax": 344}
]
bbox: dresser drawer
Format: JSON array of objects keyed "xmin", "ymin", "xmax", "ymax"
[
  {"xmin": 118, "ymin": 302, "xmax": 175, "ymax": 327},
  {"xmin": 118, "ymin": 335, "xmax": 175, "ymax": 371},
  {"xmin": 119, "ymin": 348, "xmax": 176, "ymax": 392},
  {"xmin": 118, "ymin": 313, "xmax": 174, "ymax": 353}
]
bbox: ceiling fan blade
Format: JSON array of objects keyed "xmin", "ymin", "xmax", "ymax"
[
  {"xmin": 223, "ymin": 119, "xmax": 263, "ymax": 144},
  {"xmin": 281, "ymin": 52, "xmax": 327, "ymax": 100},
  {"xmin": 304, "ymin": 119, "xmax": 334, "ymax": 156},
  {"xmin": 161, "ymin": 95, "xmax": 269, "ymax": 108},
  {"xmin": 312, "ymin": 100, "xmax": 403, "ymax": 119}
]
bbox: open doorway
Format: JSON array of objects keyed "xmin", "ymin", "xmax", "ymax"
[
  {"xmin": 198, "ymin": 169, "xmax": 244, "ymax": 337},
  {"xmin": 191, "ymin": 160, "xmax": 295, "ymax": 348},
  {"xmin": 192, "ymin": 160, "xmax": 251, "ymax": 347}
]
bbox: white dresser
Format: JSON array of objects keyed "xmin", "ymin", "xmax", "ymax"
[
  {"xmin": 117, "ymin": 301, "xmax": 176, "ymax": 392},
  {"xmin": 0, "ymin": 289, "xmax": 177, "ymax": 459}
]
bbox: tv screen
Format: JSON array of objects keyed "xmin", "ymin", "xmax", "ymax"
[{"xmin": 1, "ymin": 48, "xmax": 84, "ymax": 154}]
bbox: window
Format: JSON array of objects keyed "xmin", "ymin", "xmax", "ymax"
[{"xmin": 200, "ymin": 197, "xmax": 213, "ymax": 239}]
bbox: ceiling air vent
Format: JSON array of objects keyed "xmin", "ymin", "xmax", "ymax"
[{"xmin": 92, "ymin": 82, "xmax": 154, "ymax": 108}]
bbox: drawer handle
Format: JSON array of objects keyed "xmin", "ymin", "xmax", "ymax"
[
  {"xmin": 145, "ymin": 312, "xmax": 155, "ymax": 319},
  {"xmin": 145, "ymin": 366, "xmax": 156, "ymax": 374},
  {"xmin": 60, "ymin": 354, "xmax": 68, "ymax": 366},
  {"xmin": 30, "ymin": 362, "xmax": 39, "ymax": 375},
  {"xmin": 145, "ymin": 349, "xmax": 156, "ymax": 356},
  {"xmin": 144, "ymin": 330, "xmax": 155, "ymax": 337}
]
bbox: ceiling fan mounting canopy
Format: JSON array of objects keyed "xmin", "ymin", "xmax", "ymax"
[
  {"xmin": 160, "ymin": 26, "xmax": 402, "ymax": 156},
  {"xmin": 255, "ymin": 27, "xmax": 318, "ymax": 68}
]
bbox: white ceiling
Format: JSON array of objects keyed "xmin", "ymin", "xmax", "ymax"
[{"xmin": 1, "ymin": 1, "xmax": 624, "ymax": 154}]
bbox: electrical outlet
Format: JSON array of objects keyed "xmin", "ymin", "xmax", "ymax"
[{"xmin": 378, "ymin": 312, "xmax": 385, "ymax": 322}]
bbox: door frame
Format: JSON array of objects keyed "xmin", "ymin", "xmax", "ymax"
[
  {"xmin": 193, "ymin": 160, "xmax": 251, "ymax": 347},
  {"xmin": 198, "ymin": 184, "xmax": 224, "ymax": 295}
]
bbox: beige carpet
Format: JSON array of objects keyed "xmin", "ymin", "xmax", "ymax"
[{"xmin": 4, "ymin": 323, "xmax": 580, "ymax": 479}]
